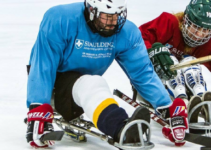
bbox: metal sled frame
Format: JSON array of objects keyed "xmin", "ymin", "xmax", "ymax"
[
  {"xmin": 188, "ymin": 101, "xmax": 211, "ymax": 136},
  {"xmin": 53, "ymin": 116, "xmax": 154, "ymax": 150},
  {"xmin": 114, "ymin": 120, "xmax": 154, "ymax": 150}
]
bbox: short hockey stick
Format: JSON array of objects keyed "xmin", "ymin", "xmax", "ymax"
[
  {"xmin": 170, "ymin": 55, "xmax": 211, "ymax": 71},
  {"xmin": 113, "ymin": 89, "xmax": 211, "ymax": 147},
  {"xmin": 40, "ymin": 131, "xmax": 64, "ymax": 142},
  {"xmin": 24, "ymin": 118, "xmax": 64, "ymax": 142}
]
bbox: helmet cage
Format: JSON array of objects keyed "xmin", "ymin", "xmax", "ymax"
[
  {"xmin": 182, "ymin": 15, "xmax": 211, "ymax": 47},
  {"xmin": 93, "ymin": 9, "xmax": 127, "ymax": 37}
]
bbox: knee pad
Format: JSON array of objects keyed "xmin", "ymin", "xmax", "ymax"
[
  {"xmin": 72, "ymin": 75, "xmax": 115, "ymax": 120},
  {"xmin": 181, "ymin": 56, "xmax": 206, "ymax": 96}
]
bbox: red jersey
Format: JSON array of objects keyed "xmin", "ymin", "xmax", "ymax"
[{"xmin": 139, "ymin": 12, "xmax": 211, "ymax": 71}]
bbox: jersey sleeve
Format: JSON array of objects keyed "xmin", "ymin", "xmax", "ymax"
[
  {"xmin": 27, "ymin": 7, "xmax": 67, "ymax": 107},
  {"xmin": 115, "ymin": 27, "xmax": 172, "ymax": 109},
  {"xmin": 139, "ymin": 12, "xmax": 178, "ymax": 49}
]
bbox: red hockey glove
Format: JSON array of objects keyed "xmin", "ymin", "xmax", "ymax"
[
  {"xmin": 156, "ymin": 98, "xmax": 188, "ymax": 146},
  {"xmin": 26, "ymin": 104, "xmax": 55, "ymax": 148}
]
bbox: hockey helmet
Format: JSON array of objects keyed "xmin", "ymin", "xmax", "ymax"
[
  {"xmin": 182, "ymin": 0, "xmax": 211, "ymax": 47},
  {"xmin": 84, "ymin": 0, "xmax": 127, "ymax": 37}
]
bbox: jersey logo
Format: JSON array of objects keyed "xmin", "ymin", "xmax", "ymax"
[
  {"xmin": 75, "ymin": 39, "xmax": 84, "ymax": 49},
  {"xmin": 173, "ymin": 106, "xmax": 185, "ymax": 116}
]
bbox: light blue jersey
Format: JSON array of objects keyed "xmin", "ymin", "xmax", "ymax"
[{"xmin": 27, "ymin": 2, "xmax": 172, "ymax": 108}]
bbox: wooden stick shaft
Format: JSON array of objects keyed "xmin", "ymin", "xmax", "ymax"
[{"xmin": 170, "ymin": 55, "xmax": 211, "ymax": 71}]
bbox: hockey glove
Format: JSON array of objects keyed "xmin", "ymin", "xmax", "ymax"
[
  {"xmin": 26, "ymin": 104, "xmax": 55, "ymax": 148},
  {"xmin": 156, "ymin": 98, "xmax": 188, "ymax": 146},
  {"xmin": 148, "ymin": 42, "xmax": 177, "ymax": 80}
]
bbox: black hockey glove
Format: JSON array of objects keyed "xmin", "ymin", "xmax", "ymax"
[
  {"xmin": 148, "ymin": 42, "xmax": 177, "ymax": 80},
  {"xmin": 26, "ymin": 104, "xmax": 55, "ymax": 148}
]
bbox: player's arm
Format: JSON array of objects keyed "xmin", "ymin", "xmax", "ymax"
[
  {"xmin": 115, "ymin": 26, "xmax": 171, "ymax": 109},
  {"xmin": 115, "ymin": 26, "xmax": 188, "ymax": 146},
  {"xmin": 139, "ymin": 12, "xmax": 177, "ymax": 49},
  {"xmin": 139, "ymin": 13, "xmax": 179, "ymax": 80},
  {"xmin": 26, "ymin": 7, "xmax": 66, "ymax": 148}
]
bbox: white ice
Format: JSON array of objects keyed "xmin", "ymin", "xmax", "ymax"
[{"xmin": 0, "ymin": 0, "xmax": 210, "ymax": 150}]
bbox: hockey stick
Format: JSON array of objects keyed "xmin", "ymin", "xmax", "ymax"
[
  {"xmin": 40, "ymin": 131, "xmax": 64, "ymax": 142},
  {"xmin": 24, "ymin": 118, "xmax": 64, "ymax": 142},
  {"xmin": 170, "ymin": 55, "xmax": 211, "ymax": 71},
  {"xmin": 113, "ymin": 89, "xmax": 211, "ymax": 147},
  {"xmin": 113, "ymin": 89, "xmax": 168, "ymax": 126}
]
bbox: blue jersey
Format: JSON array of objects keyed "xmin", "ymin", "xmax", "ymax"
[{"xmin": 27, "ymin": 2, "xmax": 172, "ymax": 108}]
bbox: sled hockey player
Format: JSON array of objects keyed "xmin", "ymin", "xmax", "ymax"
[
  {"xmin": 138, "ymin": 0, "xmax": 211, "ymax": 133},
  {"xmin": 25, "ymin": 0, "xmax": 188, "ymax": 149}
]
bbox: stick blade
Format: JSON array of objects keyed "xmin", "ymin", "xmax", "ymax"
[
  {"xmin": 41, "ymin": 131, "xmax": 64, "ymax": 141},
  {"xmin": 185, "ymin": 133, "xmax": 211, "ymax": 147}
]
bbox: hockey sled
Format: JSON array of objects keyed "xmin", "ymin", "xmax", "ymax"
[
  {"xmin": 53, "ymin": 112, "xmax": 154, "ymax": 150},
  {"xmin": 188, "ymin": 101, "xmax": 211, "ymax": 136}
]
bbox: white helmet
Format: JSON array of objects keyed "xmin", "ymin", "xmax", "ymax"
[
  {"xmin": 84, "ymin": 0, "xmax": 127, "ymax": 37},
  {"xmin": 85, "ymin": 0, "xmax": 127, "ymax": 15}
]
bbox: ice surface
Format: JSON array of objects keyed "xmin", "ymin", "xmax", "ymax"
[{"xmin": 0, "ymin": 0, "xmax": 210, "ymax": 149}]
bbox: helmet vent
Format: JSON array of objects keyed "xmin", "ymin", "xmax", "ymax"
[
  {"xmin": 107, "ymin": 5, "xmax": 111, "ymax": 9},
  {"xmin": 108, "ymin": 0, "xmax": 113, "ymax": 2}
]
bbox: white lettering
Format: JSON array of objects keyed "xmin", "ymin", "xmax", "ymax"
[
  {"xmin": 207, "ymin": 12, "xmax": 211, "ymax": 18},
  {"xmin": 28, "ymin": 112, "xmax": 44, "ymax": 118},
  {"xmin": 84, "ymin": 41, "xmax": 114, "ymax": 48}
]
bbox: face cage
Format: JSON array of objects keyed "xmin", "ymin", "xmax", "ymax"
[
  {"xmin": 182, "ymin": 15, "xmax": 211, "ymax": 47},
  {"xmin": 93, "ymin": 10, "xmax": 127, "ymax": 37}
]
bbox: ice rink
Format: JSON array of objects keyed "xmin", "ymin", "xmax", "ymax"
[{"xmin": 0, "ymin": 0, "xmax": 211, "ymax": 150}]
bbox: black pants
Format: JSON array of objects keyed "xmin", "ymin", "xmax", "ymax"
[
  {"xmin": 54, "ymin": 71, "xmax": 84, "ymax": 121},
  {"xmin": 27, "ymin": 66, "xmax": 84, "ymax": 122}
]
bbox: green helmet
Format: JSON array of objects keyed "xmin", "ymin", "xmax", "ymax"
[
  {"xmin": 182, "ymin": 0, "xmax": 211, "ymax": 47},
  {"xmin": 185, "ymin": 0, "xmax": 211, "ymax": 29}
]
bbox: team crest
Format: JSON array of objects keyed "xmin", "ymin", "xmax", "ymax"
[
  {"xmin": 75, "ymin": 39, "xmax": 84, "ymax": 49},
  {"xmin": 173, "ymin": 106, "xmax": 185, "ymax": 116}
]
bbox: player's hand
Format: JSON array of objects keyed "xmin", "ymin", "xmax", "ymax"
[
  {"xmin": 26, "ymin": 104, "xmax": 55, "ymax": 148},
  {"xmin": 148, "ymin": 42, "xmax": 177, "ymax": 80},
  {"xmin": 156, "ymin": 98, "xmax": 188, "ymax": 146}
]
